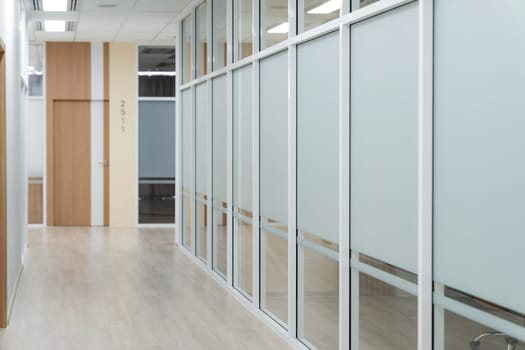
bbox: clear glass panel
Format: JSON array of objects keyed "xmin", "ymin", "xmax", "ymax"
[
  {"xmin": 195, "ymin": 83, "xmax": 208, "ymax": 195},
  {"xmin": 196, "ymin": 2, "xmax": 208, "ymax": 78},
  {"xmin": 28, "ymin": 44, "xmax": 44, "ymax": 96},
  {"xmin": 352, "ymin": 0, "xmax": 380, "ymax": 11},
  {"xmin": 27, "ymin": 100, "xmax": 44, "ymax": 224},
  {"xmin": 261, "ymin": 0, "xmax": 288, "ymax": 50},
  {"xmin": 300, "ymin": 0, "xmax": 339, "ymax": 33},
  {"xmin": 434, "ymin": 0, "xmax": 525, "ymax": 314},
  {"xmin": 182, "ymin": 15, "xmax": 193, "ymax": 83},
  {"xmin": 359, "ymin": 273, "xmax": 417, "ymax": 349},
  {"xmin": 197, "ymin": 202, "xmax": 208, "ymax": 261},
  {"xmin": 298, "ymin": 242, "xmax": 339, "ymax": 350},
  {"xmin": 138, "ymin": 100, "xmax": 176, "ymax": 224},
  {"xmin": 350, "ymin": 3, "xmax": 418, "ymax": 273},
  {"xmin": 212, "ymin": 0, "xmax": 227, "ymax": 70},
  {"xmin": 212, "ymin": 75, "xmax": 227, "ymax": 203},
  {"xmin": 182, "ymin": 89, "xmax": 193, "ymax": 192},
  {"xmin": 183, "ymin": 195, "xmax": 193, "ymax": 249},
  {"xmin": 260, "ymin": 51, "xmax": 288, "ymax": 224},
  {"xmin": 297, "ymin": 32, "xmax": 339, "ymax": 244},
  {"xmin": 233, "ymin": 65, "xmax": 252, "ymax": 212},
  {"xmin": 234, "ymin": 219, "xmax": 253, "ymax": 298},
  {"xmin": 439, "ymin": 309, "xmax": 524, "ymax": 350},
  {"xmin": 234, "ymin": 0, "xmax": 253, "ymax": 61},
  {"xmin": 138, "ymin": 46, "xmax": 176, "ymax": 97},
  {"xmin": 261, "ymin": 228, "xmax": 288, "ymax": 326},
  {"xmin": 213, "ymin": 208, "xmax": 228, "ymax": 278}
]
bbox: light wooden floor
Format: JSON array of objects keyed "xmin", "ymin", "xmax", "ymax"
[{"xmin": 0, "ymin": 227, "xmax": 292, "ymax": 350}]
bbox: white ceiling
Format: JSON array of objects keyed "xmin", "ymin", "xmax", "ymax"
[{"xmin": 27, "ymin": 0, "xmax": 192, "ymax": 43}]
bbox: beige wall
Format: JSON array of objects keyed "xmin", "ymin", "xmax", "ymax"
[{"xmin": 109, "ymin": 43, "xmax": 137, "ymax": 227}]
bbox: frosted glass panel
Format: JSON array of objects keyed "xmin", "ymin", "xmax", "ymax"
[
  {"xmin": 27, "ymin": 99, "xmax": 44, "ymax": 178},
  {"xmin": 212, "ymin": 75, "xmax": 228, "ymax": 203},
  {"xmin": 182, "ymin": 89, "xmax": 193, "ymax": 190},
  {"xmin": 260, "ymin": 51, "xmax": 288, "ymax": 224},
  {"xmin": 138, "ymin": 101, "xmax": 176, "ymax": 179},
  {"xmin": 434, "ymin": 0, "xmax": 525, "ymax": 314},
  {"xmin": 297, "ymin": 32, "xmax": 339, "ymax": 244},
  {"xmin": 350, "ymin": 3, "xmax": 418, "ymax": 273},
  {"xmin": 195, "ymin": 83, "xmax": 208, "ymax": 194},
  {"xmin": 233, "ymin": 65, "xmax": 252, "ymax": 211}
]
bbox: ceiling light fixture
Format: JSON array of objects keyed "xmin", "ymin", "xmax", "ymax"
[
  {"xmin": 307, "ymin": 0, "xmax": 340, "ymax": 14},
  {"xmin": 43, "ymin": 0, "xmax": 68, "ymax": 12},
  {"xmin": 267, "ymin": 22, "xmax": 289, "ymax": 34},
  {"xmin": 44, "ymin": 20, "xmax": 66, "ymax": 32}
]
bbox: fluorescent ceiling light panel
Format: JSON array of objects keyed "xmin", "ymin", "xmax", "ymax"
[
  {"xmin": 43, "ymin": 0, "xmax": 68, "ymax": 11},
  {"xmin": 45, "ymin": 20, "xmax": 66, "ymax": 32},
  {"xmin": 267, "ymin": 22, "xmax": 289, "ymax": 34},
  {"xmin": 307, "ymin": 0, "xmax": 340, "ymax": 14}
]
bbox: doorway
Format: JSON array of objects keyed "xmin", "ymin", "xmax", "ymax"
[{"xmin": 52, "ymin": 100, "xmax": 91, "ymax": 226}]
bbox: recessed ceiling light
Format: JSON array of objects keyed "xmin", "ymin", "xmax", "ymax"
[
  {"xmin": 308, "ymin": 0, "xmax": 340, "ymax": 14},
  {"xmin": 43, "ymin": 0, "xmax": 67, "ymax": 12},
  {"xmin": 267, "ymin": 22, "xmax": 289, "ymax": 34},
  {"xmin": 44, "ymin": 20, "xmax": 66, "ymax": 32},
  {"xmin": 97, "ymin": 3, "xmax": 117, "ymax": 8}
]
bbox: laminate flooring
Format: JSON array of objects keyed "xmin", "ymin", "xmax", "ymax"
[{"xmin": 0, "ymin": 227, "xmax": 291, "ymax": 350}]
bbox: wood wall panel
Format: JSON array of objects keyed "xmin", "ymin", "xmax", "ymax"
[
  {"xmin": 0, "ymin": 40, "xmax": 8, "ymax": 327},
  {"xmin": 46, "ymin": 42, "xmax": 91, "ymax": 226},
  {"xmin": 28, "ymin": 180, "xmax": 43, "ymax": 224}
]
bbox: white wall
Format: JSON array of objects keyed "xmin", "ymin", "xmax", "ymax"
[{"xmin": 0, "ymin": 0, "xmax": 27, "ymax": 317}]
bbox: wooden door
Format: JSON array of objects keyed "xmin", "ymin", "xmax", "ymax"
[{"xmin": 53, "ymin": 100, "xmax": 91, "ymax": 226}]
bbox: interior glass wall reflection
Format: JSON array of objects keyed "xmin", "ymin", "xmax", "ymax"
[
  {"xmin": 182, "ymin": 16, "xmax": 193, "ymax": 83},
  {"xmin": 212, "ymin": 0, "xmax": 227, "ymax": 70},
  {"xmin": 234, "ymin": 0, "xmax": 253, "ymax": 60},
  {"xmin": 359, "ymin": 272, "xmax": 417, "ymax": 349},
  {"xmin": 234, "ymin": 218, "xmax": 253, "ymax": 297},
  {"xmin": 196, "ymin": 2, "xmax": 208, "ymax": 78},
  {"xmin": 261, "ymin": 227, "xmax": 288, "ymax": 326},
  {"xmin": 195, "ymin": 82, "xmax": 208, "ymax": 259},
  {"xmin": 261, "ymin": 0, "xmax": 288, "ymax": 50}
]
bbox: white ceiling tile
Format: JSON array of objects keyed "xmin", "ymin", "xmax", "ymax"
[
  {"xmin": 115, "ymin": 30, "xmax": 159, "ymax": 42},
  {"xmin": 35, "ymin": 31, "xmax": 76, "ymax": 42},
  {"xmin": 133, "ymin": 0, "xmax": 191, "ymax": 13},
  {"xmin": 74, "ymin": 30, "xmax": 117, "ymax": 42},
  {"xmin": 80, "ymin": 0, "xmax": 137, "ymax": 12}
]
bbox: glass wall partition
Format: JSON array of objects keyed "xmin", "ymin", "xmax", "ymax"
[
  {"xmin": 297, "ymin": 32, "xmax": 339, "ymax": 350},
  {"xmin": 138, "ymin": 46, "xmax": 176, "ymax": 224},
  {"xmin": 195, "ymin": 82, "xmax": 209, "ymax": 260},
  {"xmin": 212, "ymin": 0, "xmax": 227, "ymax": 70},
  {"xmin": 212, "ymin": 75, "xmax": 228, "ymax": 278},
  {"xmin": 259, "ymin": 51, "xmax": 288, "ymax": 326},
  {"xmin": 234, "ymin": 0, "xmax": 253, "ymax": 61},
  {"xmin": 233, "ymin": 65, "xmax": 253, "ymax": 298},
  {"xmin": 182, "ymin": 15, "xmax": 193, "ymax": 84},
  {"xmin": 182, "ymin": 89, "xmax": 194, "ymax": 249},
  {"xmin": 27, "ymin": 43, "xmax": 45, "ymax": 225},
  {"xmin": 434, "ymin": 0, "xmax": 525, "ymax": 347},
  {"xmin": 350, "ymin": 3, "xmax": 418, "ymax": 348},
  {"xmin": 196, "ymin": 2, "xmax": 208, "ymax": 78}
]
